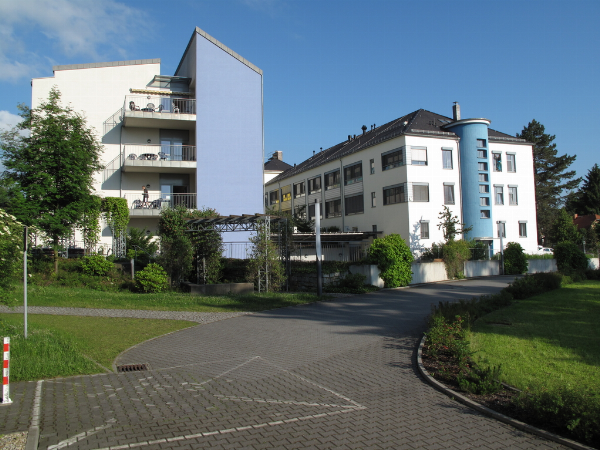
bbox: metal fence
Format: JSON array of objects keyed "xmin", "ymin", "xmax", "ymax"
[
  {"xmin": 124, "ymin": 95, "xmax": 196, "ymax": 115},
  {"xmin": 122, "ymin": 193, "xmax": 197, "ymax": 211},
  {"xmin": 415, "ymin": 246, "xmax": 495, "ymax": 261},
  {"xmin": 122, "ymin": 144, "xmax": 196, "ymax": 162}
]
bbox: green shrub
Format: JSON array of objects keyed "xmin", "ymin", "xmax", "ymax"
[
  {"xmin": 514, "ymin": 387, "xmax": 600, "ymax": 447},
  {"xmin": 80, "ymin": 255, "xmax": 113, "ymax": 276},
  {"xmin": 503, "ymin": 242, "xmax": 528, "ymax": 275},
  {"xmin": 431, "ymin": 290, "xmax": 513, "ymax": 326},
  {"xmin": 442, "ymin": 239, "xmax": 471, "ymax": 279},
  {"xmin": 457, "ymin": 364, "xmax": 503, "ymax": 395},
  {"xmin": 368, "ymin": 234, "xmax": 413, "ymax": 287},
  {"xmin": 504, "ymin": 272, "xmax": 563, "ymax": 300},
  {"xmin": 468, "ymin": 239, "xmax": 489, "ymax": 261},
  {"xmin": 135, "ymin": 263, "xmax": 168, "ymax": 293},
  {"xmin": 554, "ymin": 242, "xmax": 589, "ymax": 275}
]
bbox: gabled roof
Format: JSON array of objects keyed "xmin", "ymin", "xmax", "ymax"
[
  {"xmin": 573, "ymin": 214, "xmax": 600, "ymax": 229},
  {"xmin": 264, "ymin": 159, "xmax": 293, "ymax": 172},
  {"xmin": 266, "ymin": 108, "xmax": 529, "ymax": 186}
]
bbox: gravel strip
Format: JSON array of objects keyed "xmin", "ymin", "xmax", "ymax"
[
  {"xmin": 0, "ymin": 431, "xmax": 27, "ymax": 450},
  {"xmin": 0, "ymin": 306, "xmax": 252, "ymax": 324}
]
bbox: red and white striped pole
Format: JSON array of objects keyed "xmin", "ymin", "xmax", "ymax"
[{"xmin": 2, "ymin": 337, "xmax": 12, "ymax": 404}]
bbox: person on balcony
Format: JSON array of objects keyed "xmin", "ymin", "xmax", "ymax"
[{"xmin": 142, "ymin": 185, "xmax": 149, "ymax": 207}]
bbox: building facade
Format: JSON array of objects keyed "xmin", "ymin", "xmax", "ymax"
[
  {"xmin": 31, "ymin": 27, "xmax": 264, "ymax": 251},
  {"xmin": 265, "ymin": 105, "xmax": 539, "ymax": 255}
]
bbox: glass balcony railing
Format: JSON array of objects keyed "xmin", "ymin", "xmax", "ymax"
[
  {"xmin": 122, "ymin": 144, "xmax": 196, "ymax": 163},
  {"xmin": 124, "ymin": 95, "xmax": 196, "ymax": 115}
]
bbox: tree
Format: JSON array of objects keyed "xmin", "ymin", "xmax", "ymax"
[
  {"xmin": 516, "ymin": 120, "xmax": 580, "ymax": 245},
  {"xmin": 550, "ymin": 208, "xmax": 580, "ymax": 245},
  {"xmin": 0, "ymin": 208, "xmax": 23, "ymax": 306},
  {"xmin": 0, "ymin": 87, "xmax": 103, "ymax": 272},
  {"xmin": 566, "ymin": 163, "xmax": 600, "ymax": 216},
  {"xmin": 437, "ymin": 205, "xmax": 472, "ymax": 242}
]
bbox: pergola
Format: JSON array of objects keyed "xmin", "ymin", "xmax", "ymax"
[{"xmin": 185, "ymin": 214, "xmax": 289, "ymax": 292}]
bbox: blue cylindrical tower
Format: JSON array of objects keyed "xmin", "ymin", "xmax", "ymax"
[{"xmin": 444, "ymin": 118, "xmax": 493, "ymax": 241}]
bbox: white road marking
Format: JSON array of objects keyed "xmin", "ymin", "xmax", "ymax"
[{"xmin": 47, "ymin": 419, "xmax": 116, "ymax": 450}]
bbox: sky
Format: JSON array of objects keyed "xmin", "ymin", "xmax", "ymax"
[{"xmin": 0, "ymin": 0, "xmax": 599, "ymax": 186}]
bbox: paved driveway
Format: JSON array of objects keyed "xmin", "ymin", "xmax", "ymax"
[{"xmin": 3, "ymin": 277, "xmax": 567, "ymax": 449}]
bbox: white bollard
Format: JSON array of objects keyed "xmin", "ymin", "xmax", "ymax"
[{"xmin": 2, "ymin": 337, "xmax": 12, "ymax": 404}]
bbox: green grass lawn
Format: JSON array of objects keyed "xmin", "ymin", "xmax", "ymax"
[
  {"xmin": 469, "ymin": 280, "xmax": 600, "ymax": 393},
  {"xmin": 0, "ymin": 314, "xmax": 194, "ymax": 381},
  {"xmin": 7, "ymin": 284, "xmax": 325, "ymax": 312}
]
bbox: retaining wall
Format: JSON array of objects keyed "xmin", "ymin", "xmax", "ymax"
[{"xmin": 527, "ymin": 259, "xmax": 557, "ymax": 274}]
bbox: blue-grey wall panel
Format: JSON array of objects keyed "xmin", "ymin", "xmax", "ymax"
[{"xmin": 195, "ymin": 34, "xmax": 263, "ymax": 219}]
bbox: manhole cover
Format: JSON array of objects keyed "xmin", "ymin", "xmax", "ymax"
[{"xmin": 116, "ymin": 363, "xmax": 149, "ymax": 373}]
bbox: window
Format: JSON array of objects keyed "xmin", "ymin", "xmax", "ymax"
[
  {"xmin": 480, "ymin": 197, "xmax": 490, "ymax": 206},
  {"xmin": 442, "ymin": 149, "xmax": 453, "ymax": 169},
  {"xmin": 479, "ymin": 184, "xmax": 489, "ymax": 193},
  {"xmin": 481, "ymin": 210, "xmax": 490, "ymax": 219},
  {"xmin": 507, "ymin": 154, "xmax": 516, "ymax": 172},
  {"xmin": 264, "ymin": 194, "xmax": 268, "ymax": 207},
  {"xmin": 383, "ymin": 185, "xmax": 405, "ymax": 205},
  {"xmin": 479, "ymin": 173, "xmax": 489, "ymax": 182},
  {"xmin": 308, "ymin": 176, "xmax": 321, "ymax": 194},
  {"xmin": 411, "ymin": 147, "xmax": 427, "ymax": 165},
  {"xmin": 325, "ymin": 170, "xmax": 340, "ymax": 190},
  {"xmin": 293, "ymin": 182, "xmax": 305, "ymax": 198},
  {"xmin": 509, "ymin": 186, "xmax": 518, "ymax": 205},
  {"xmin": 497, "ymin": 222, "xmax": 506, "ymax": 238},
  {"xmin": 413, "ymin": 184, "xmax": 429, "ymax": 202},
  {"xmin": 478, "ymin": 162, "xmax": 488, "ymax": 171},
  {"xmin": 444, "ymin": 184, "xmax": 455, "ymax": 204},
  {"xmin": 492, "ymin": 153, "xmax": 502, "ymax": 172},
  {"xmin": 477, "ymin": 139, "xmax": 486, "ymax": 148},
  {"xmin": 345, "ymin": 194, "xmax": 364, "ymax": 215},
  {"xmin": 421, "ymin": 221, "xmax": 430, "ymax": 239},
  {"xmin": 477, "ymin": 149, "xmax": 487, "ymax": 159},
  {"xmin": 308, "ymin": 204, "xmax": 322, "ymax": 220},
  {"xmin": 519, "ymin": 221, "xmax": 527, "ymax": 237},
  {"xmin": 495, "ymin": 186, "xmax": 504, "ymax": 205},
  {"xmin": 344, "ymin": 163, "xmax": 362, "ymax": 185},
  {"xmin": 370, "ymin": 159, "xmax": 375, "ymax": 174},
  {"xmin": 371, "ymin": 192, "xmax": 376, "ymax": 207},
  {"xmin": 282, "ymin": 191, "xmax": 291, "ymax": 202},
  {"xmin": 269, "ymin": 190, "xmax": 279, "ymax": 205},
  {"xmin": 382, "ymin": 148, "xmax": 404, "ymax": 170},
  {"xmin": 325, "ymin": 199, "xmax": 341, "ymax": 218}
]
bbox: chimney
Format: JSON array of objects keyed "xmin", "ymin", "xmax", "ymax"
[
  {"xmin": 348, "ymin": 135, "xmax": 352, "ymax": 141},
  {"xmin": 453, "ymin": 102, "xmax": 461, "ymax": 121},
  {"xmin": 361, "ymin": 125, "xmax": 367, "ymax": 135},
  {"xmin": 273, "ymin": 151, "xmax": 283, "ymax": 161}
]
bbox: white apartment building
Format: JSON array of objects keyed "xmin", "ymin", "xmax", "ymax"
[
  {"xmin": 265, "ymin": 105, "xmax": 538, "ymax": 255},
  {"xmin": 31, "ymin": 27, "xmax": 264, "ymax": 253}
]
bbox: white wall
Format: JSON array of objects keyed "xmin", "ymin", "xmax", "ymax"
[{"xmin": 488, "ymin": 142, "xmax": 538, "ymax": 253}]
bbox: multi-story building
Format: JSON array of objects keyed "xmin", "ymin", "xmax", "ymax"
[
  {"xmin": 265, "ymin": 104, "xmax": 539, "ymax": 255},
  {"xmin": 31, "ymin": 27, "xmax": 264, "ymax": 252}
]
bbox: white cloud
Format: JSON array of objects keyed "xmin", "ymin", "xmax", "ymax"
[
  {"xmin": 0, "ymin": 0, "xmax": 151, "ymax": 81},
  {"xmin": 0, "ymin": 111, "xmax": 24, "ymax": 132}
]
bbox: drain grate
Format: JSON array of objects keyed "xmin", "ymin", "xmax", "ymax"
[{"xmin": 116, "ymin": 363, "xmax": 149, "ymax": 373}]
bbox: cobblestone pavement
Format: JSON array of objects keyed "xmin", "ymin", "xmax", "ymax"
[{"xmin": 1, "ymin": 277, "xmax": 569, "ymax": 449}]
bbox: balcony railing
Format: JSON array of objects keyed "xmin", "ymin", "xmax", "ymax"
[
  {"xmin": 123, "ymin": 193, "xmax": 197, "ymax": 211},
  {"xmin": 124, "ymin": 95, "xmax": 196, "ymax": 115},
  {"xmin": 122, "ymin": 144, "xmax": 196, "ymax": 163}
]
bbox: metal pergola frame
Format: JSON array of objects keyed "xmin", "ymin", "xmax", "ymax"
[{"xmin": 185, "ymin": 214, "xmax": 289, "ymax": 291}]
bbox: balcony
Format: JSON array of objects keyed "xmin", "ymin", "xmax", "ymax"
[
  {"xmin": 123, "ymin": 193, "xmax": 197, "ymax": 217},
  {"xmin": 122, "ymin": 95, "xmax": 196, "ymax": 130},
  {"xmin": 122, "ymin": 144, "xmax": 196, "ymax": 173}
]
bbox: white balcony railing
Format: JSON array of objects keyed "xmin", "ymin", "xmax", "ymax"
[
  {"xmin": 122, "ymin": 144, "xmax": 196, "ymax": 163},
  {"xmin": 123, "ymin": 193, "xmax": 197, "ymax": 211},
  {"xmin": 124, "ymin": 95, "xmax": 196, "ymax": 115}
]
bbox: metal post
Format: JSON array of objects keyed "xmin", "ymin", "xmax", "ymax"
[
  {"xmin": 315, "ymin": 202, "xmax": 322, "ymax": 296},
  {"xmin": 2, "ymin": 337, "xmax": 12, "ymax": 404},
  {"xmin": 23, "ymin": 227, "xmax": 28, "ymax": 339},
  {"xmin": 499, "ymin": 231, "xmax": 504, "ymax": 275}
]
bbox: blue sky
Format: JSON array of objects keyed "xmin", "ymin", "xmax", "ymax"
[{"xmin": 1, "ymin": 0, "xmax": 599, "ymax": 185}]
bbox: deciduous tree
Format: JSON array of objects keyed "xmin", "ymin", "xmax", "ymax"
[{"xmin": 0, "ymin": 87, "xmax": 103, "ymax": 272}]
